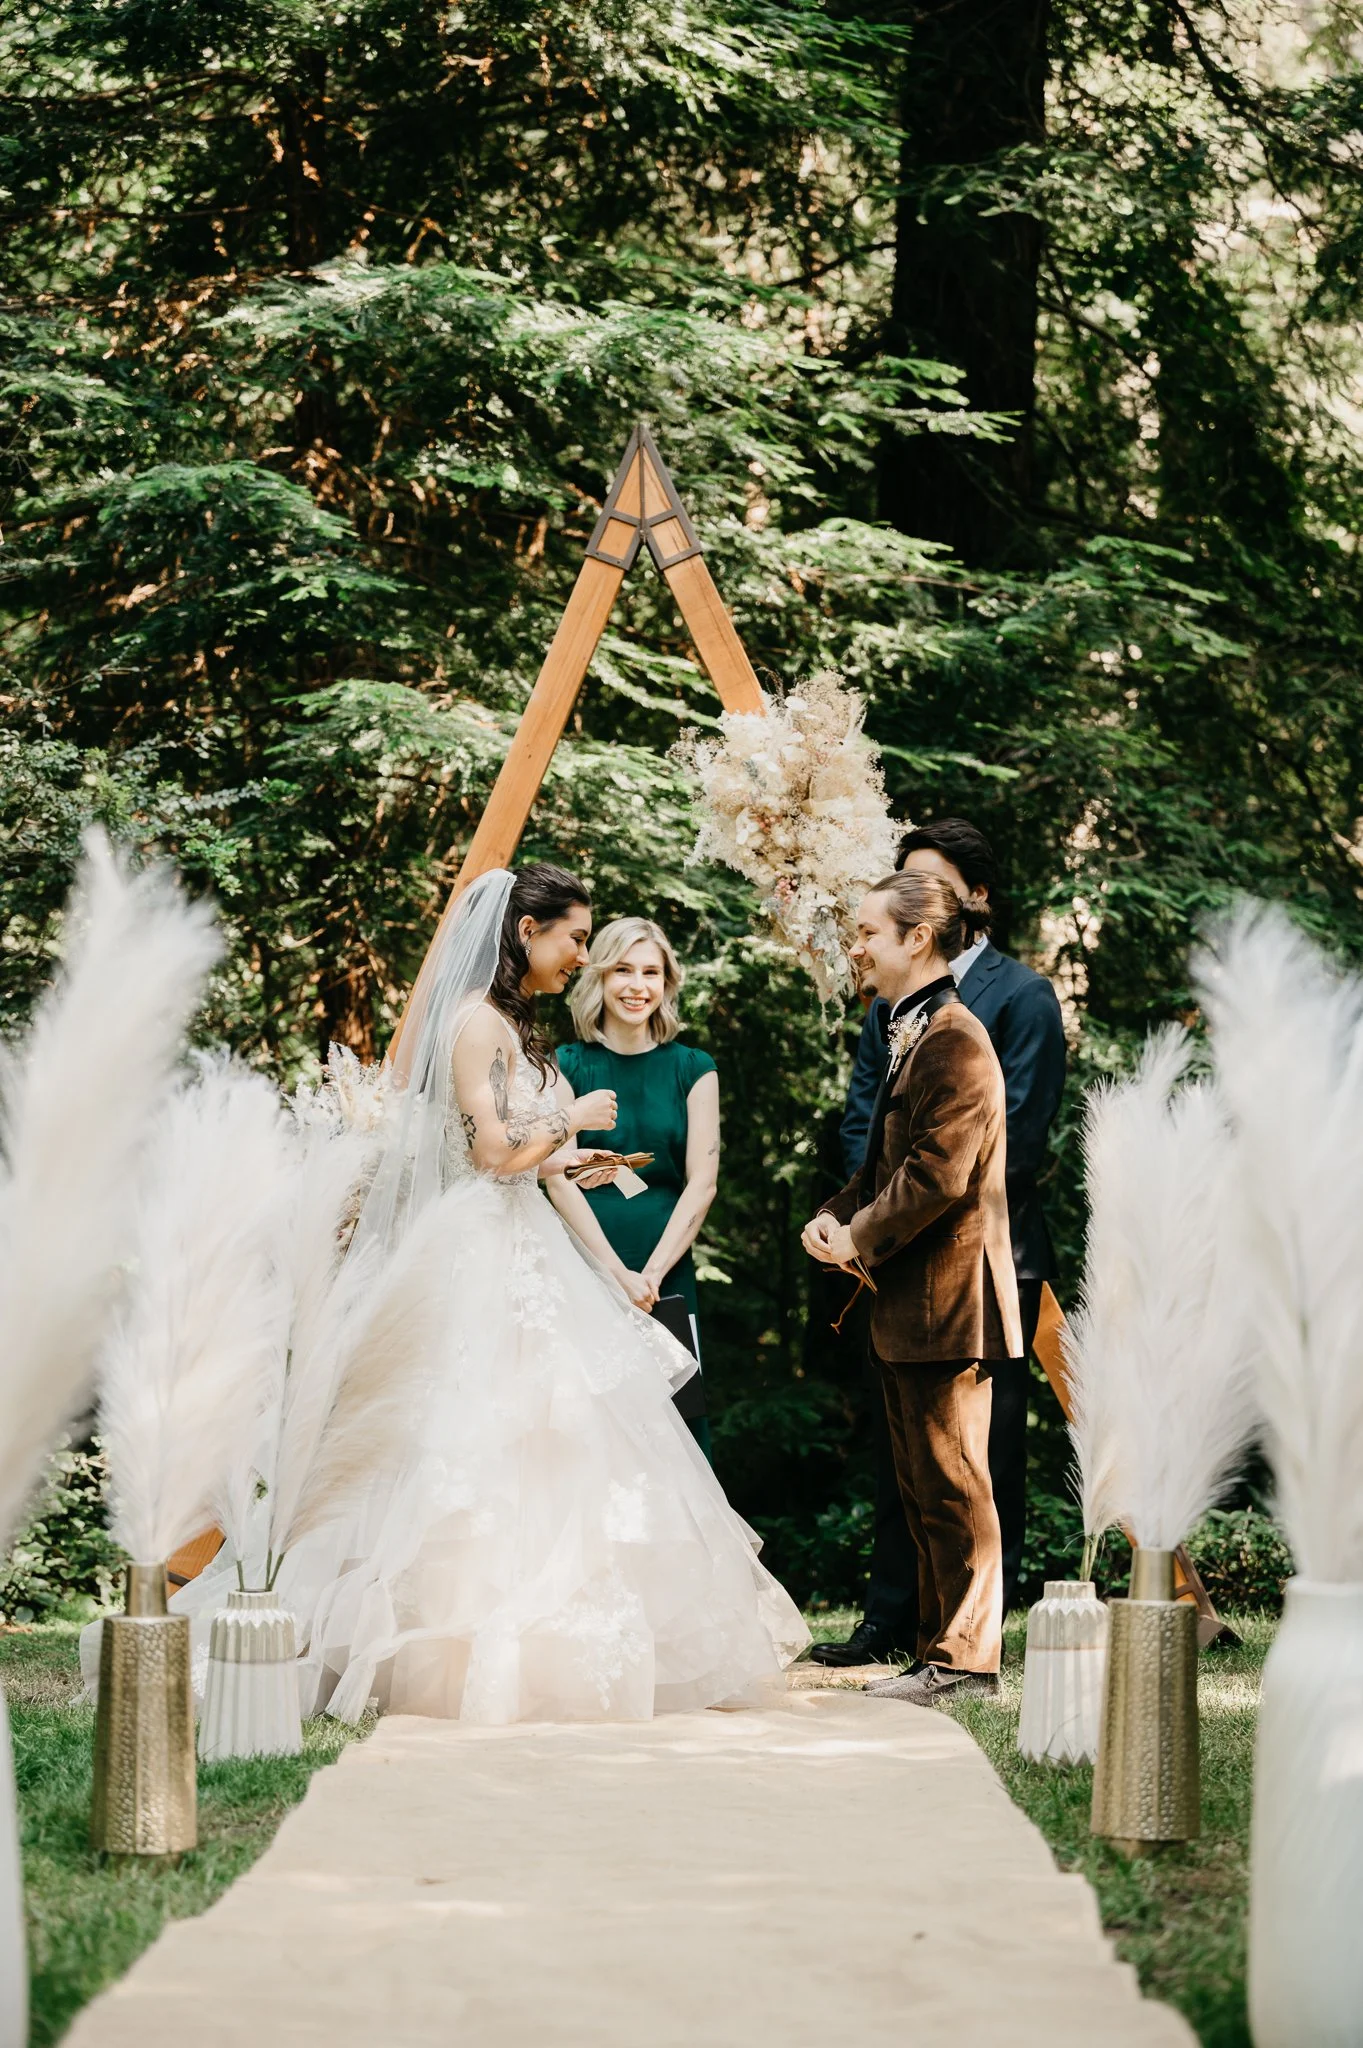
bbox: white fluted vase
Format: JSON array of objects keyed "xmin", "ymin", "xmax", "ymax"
[
  {"xmin": 0, "ymin": 1683, "xmax": 25, "ymax": 2048},
  {"xmin": 1017, "ymin": 1580, "xmax": 1109, "ymax": 1765},
  {"xmin": 198, "ymin": 1589, "xmax": 302, "ymax": 1762},
  {"xmin": 1248, "ymin": 1579, "xmax": 1363, "ymax": 2047}
]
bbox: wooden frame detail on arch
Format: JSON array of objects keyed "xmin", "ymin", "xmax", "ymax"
[{"xmin": 387, "ymin": 421, "xmax": 766, "ymax": 1067}]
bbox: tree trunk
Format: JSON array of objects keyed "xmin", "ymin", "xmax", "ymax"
[
  {"xmin": 277, "ymin": 52, "xmax": 329, "ymax": 272},
  {"xmin": 879, "ymin": 0, "xmax": 1049, "ymax": 568},
  {"xmin": 276, "ymin": 52, "xmax": 335, "ymax": 458},
  {"xmin": 316, "ymin": 951, "xmax": 378, "ymax": 1065}
]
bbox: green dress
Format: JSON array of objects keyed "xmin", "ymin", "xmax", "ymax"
[{"xmin": 556, "ymin": 1037, "xmax": 717, "ymax": 1457}]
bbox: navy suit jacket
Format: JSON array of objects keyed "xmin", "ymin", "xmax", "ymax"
[{"xmin": 840, "ymin": 943, "xmax": 1066, "ymax": 1281}]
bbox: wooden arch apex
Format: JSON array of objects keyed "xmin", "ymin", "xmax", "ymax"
[{"xmin": 388, "ymin": 423, "xmax": 766, "ymax": 1067}]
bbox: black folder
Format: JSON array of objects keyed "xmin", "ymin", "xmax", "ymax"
[{"xmin": 651, "ymin": 1293, "xmax": 707, "ymax": 1421}]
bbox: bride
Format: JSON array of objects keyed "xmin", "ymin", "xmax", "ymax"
[{"xmin": 260, "ymin": 863, "xmax": 807, "ymax": 1725}]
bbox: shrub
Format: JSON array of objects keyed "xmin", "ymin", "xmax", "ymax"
[
  {"xmin": 0, "ymin": 1441, "xmax": 123, "ymax": 1623},
  {"xmin": 753, "ymin": 1496, "xmax": 875, "ymax": 1612},
  {"xmin": 1184, "ymin": 1506, "xmax": 1294, "ymax": 1615},
  {"xmin": 1018, "ymin": 1492, "xmax": 1293, "ymax": 1615}
]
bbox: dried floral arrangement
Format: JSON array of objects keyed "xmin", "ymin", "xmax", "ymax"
[
  {"xmin": 291, "ymin": 1042, "xmax": 390, "ymax": 1138},
  {"xmin": 674, "ymin": 670, "xmax": 904, "ymax": 1005}
]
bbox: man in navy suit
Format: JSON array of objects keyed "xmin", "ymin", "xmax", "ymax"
[{"xmin": 809, "ymin": 818, "xmax": 1067, "ymax": 1668}]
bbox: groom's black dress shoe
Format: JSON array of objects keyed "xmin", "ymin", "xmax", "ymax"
[{"xmin": 807, "ymin": 1619, "xmax": 906, "ymax": 1668}]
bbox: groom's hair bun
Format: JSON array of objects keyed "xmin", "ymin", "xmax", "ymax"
[{"xmin": 868, "ymin": 871, "xmax": 971, "ymax": 960}]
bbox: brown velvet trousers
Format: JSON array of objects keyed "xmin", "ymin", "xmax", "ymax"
[{"xmin": 877, "ymin": 1356, "xmax": 1003, "ymax": 1675}]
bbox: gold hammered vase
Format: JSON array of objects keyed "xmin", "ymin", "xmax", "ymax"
[
  {"xmin": 1090, "ymin": 1546, "xmax": 1200, "ymax": 1853},
  {"xmin": 90, "ymin": 1563, "xmax": 197, "ymax": 1856}
]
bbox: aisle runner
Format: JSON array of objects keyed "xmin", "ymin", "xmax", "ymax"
[{"xmin": 67, "ymin": 1691, "xmax": 1192, "ymax": 2047}]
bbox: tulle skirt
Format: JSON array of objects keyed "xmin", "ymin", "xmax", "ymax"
[{"xmin": 87, "ymin": 1174, "xmax": 809, "ymax": 1725}]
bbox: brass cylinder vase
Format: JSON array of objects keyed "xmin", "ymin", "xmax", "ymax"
[
  {"xmin": 90, "ymin": 1563, "xmax": 197, "ymax": 1856},
  {"xmin": 1090, "ymin": 1547, "xmax": 1200, "ymax": 1853}
]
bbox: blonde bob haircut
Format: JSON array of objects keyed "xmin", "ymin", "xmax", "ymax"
[{"xmin": 569, "ymin": 916, "xmax": 685, "ymax": 1047}]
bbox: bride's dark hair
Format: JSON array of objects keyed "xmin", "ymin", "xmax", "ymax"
[{"xmin": 491, "ymin": 863, "xmax": 592, "ymax": 1078}]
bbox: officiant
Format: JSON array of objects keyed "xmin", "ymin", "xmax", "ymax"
[
  {"xmin": 803, "ymin": 870, "xmax": 1022, "ymax": 1703},
  {"xmin": 549, "ymin": 916, "xmax": 720, "ymax": 1459},
  {"xmin": 810, "ymin": 818, "xmax": 1066, "ymax": 1671}
]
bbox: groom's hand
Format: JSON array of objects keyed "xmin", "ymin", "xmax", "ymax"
[{"xmin": 802, "ymin": 1213, "xmax": 857, "ymax": 1266}]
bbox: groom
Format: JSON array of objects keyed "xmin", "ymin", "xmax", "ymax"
[
  {"xmin": 803, "ymin": 871, "xmax": 1021, "ymax": 1704},
  {"xmin": 812, "ymin": 818, "xmax": 1066, "ymax": 1669}
]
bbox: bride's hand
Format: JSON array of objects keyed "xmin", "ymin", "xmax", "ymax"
[
  {"xmin": 571, "ymin": 1148, "xmax": 620, "ymax": 1190},
  {"xmin": 617, "ymin": 1268, "xmax": 657, "ymax": 1311},
  {"xmin": 541, "ymin": 1145, "xmax": 619, "ymax": 1188},
  {"xmin": 571, "ymin": 1088, "xmax": 618, "ymax": 1134}
]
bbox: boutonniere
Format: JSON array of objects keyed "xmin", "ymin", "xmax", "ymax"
[{"xmin": 888, "ymin": 1008, "xmax": 931, "ymax": 1072}]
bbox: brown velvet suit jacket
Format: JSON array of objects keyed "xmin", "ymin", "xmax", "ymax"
[{"xmin": 822, "ymin": 997, "xmax": 1023, "ymax": 1365}]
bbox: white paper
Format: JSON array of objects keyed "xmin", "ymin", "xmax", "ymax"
[{"xmin": 613, "ymin": 1165, "xmax": 648, "ymax": 1200}]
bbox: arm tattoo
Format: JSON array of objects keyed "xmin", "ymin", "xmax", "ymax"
[
  {"xmin": 507, "ymin": 1105, "xmax": 569, "ymax": 1148},
  {"xmin": 488, "ymin": 1044, "xmax": 568, "ymax": 1150},
  {"xmin": 490, "ymin": 1048, "xmax": 510, "ymax": 1121}
]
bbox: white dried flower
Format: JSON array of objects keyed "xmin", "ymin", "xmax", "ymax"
[
  {"xmin": 674, "ymin": 671, "xmax": 906, "ymax": 1008},
  {"xmin": 292, "ymin": 1043, "xmax": 390, "ymax": 1136}
]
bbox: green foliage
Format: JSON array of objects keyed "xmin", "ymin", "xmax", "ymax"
[
  {"xmin": 1016, "ymin": 1494, "xmax": 1295, "ymax": 1616},
  {"xmin": 0, "ymin": 1447, "xmax": 123, "ymax": 1626},
  {"xmin": 1185, "ymin": 1508, "xmax": 1295, "ymax": 1618},
  {"xmin": 3, "ymin": 0, "xmax": 1362, "ymax": 1574},
  {"xmin": 755, "ymin": 1496, "xmax": 876, "ymax": 1613}
]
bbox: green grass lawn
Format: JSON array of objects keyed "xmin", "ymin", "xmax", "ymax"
[
  {"xmin": 810, "ymin": 1605, "xmax": 1267, "ymax": 2048},
  {"xmin": 7, "ymin": 1610, "xmax": 1265, "ymax": 2047},
  {"xmin": 2, "ymin": 1623, "xmax": 369, "ymax": 2048}
]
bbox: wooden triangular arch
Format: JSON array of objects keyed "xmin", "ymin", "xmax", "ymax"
[{"xmin": 390, "ymin": 423, "xmax": 765, "ymax": 1062}]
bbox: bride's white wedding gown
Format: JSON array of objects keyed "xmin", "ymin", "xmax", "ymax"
[{"xmin": 107, "ymin": 1017, "xmax": 809, "ymax": 1726}]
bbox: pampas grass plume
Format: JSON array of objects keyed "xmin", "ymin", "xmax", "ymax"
[
  {"xmin": 263, "ymin": 1049, "xmax": 437, "ymax": 1567},
  {"xmin": 0, "ymin": 832, "xmax": 219, "ymax": 1548},
  {"xmin": 1198, "ymin": 903, "xmax": 1363, "ymax": 1582},
  {"xmin": 263, "ymin": 1106, "xmax": 381, "ymax": 1566},
  {"xmin": 98, "ymin": 1059, "xmax": 292, "ymax": 1564},
  {"xmin": 1063, "ymin": 1027, "xmax": 1256, "ymax": 1552}
]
